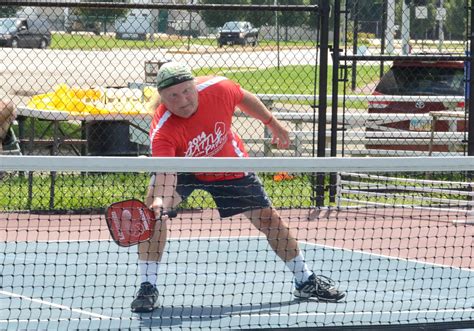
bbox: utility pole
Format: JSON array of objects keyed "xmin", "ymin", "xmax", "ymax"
[
  {"xmin": 401, "ymin": 0, "xmax": 411, "ymax": 54},
  {"xmin": 275, "ymin": 0, "xmax": 280, "ymax": 69},
  {"xmin": 351, "ymin": 0, "xmax": 359, "ymax": 90},
  {"xmin": 438, "ymin": 0, "xmax": 445, "ymax": 51},
  {"xmin": 385, "ymin": 0, "xmax": 396, "ymax": 54}
]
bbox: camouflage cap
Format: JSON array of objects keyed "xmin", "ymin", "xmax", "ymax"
[{"xmin": 156, "ymin": 62, "xmax": 194, "ymax": 91}]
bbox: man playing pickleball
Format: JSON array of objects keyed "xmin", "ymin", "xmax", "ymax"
[{"xmin": 131, "ymin": 62, "xmax": 345, "ymax": 312}]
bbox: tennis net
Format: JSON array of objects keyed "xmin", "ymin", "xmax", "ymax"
[{"xmin": 0, "ymin": 156, "xmax": 473, "ymax": 330}]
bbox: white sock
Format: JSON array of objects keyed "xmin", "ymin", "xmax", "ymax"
[
  {"xmin": 285, "ymin": 252, "xmax": 313, "ymax": 284},
  {"xmin": 139, "ymin": 261, "xmax": 160, "ymax": 286}
]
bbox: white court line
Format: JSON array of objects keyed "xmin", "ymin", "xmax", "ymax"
[
  {"xmin": 68, "ymin": 236, "xmax": 474, "ymax": 282},
  {"xmin": 302, "ymin": 240, "xmax": 474, "ymax": 274},
  {"xmin": 0, "ymin": 317, "xmax": 110, "ymax": 324},
  {"xmin": 229, "ymin": 307, "xmax": 474, "ymax": 318},
  {"xmin": 170, "ymin": 235, "xmax": 474, "ymax": 273},
  {"xmin": 22, "ymin": 234, "xmax": 474, "ymax": 272},
  {"xmin": 3, "ymin": 308, "xmax": 473, "ymax": 326},
  {"xmin": 2, "ymin": 236, "xmax": 472, "ymax": 325},
  {"xmin": 0, "ymin": 290, "xmax": 119, "ymax": 321},
  {"xmin": 122, "ymin": 307, "xmax": 474, "ymax": 322}
]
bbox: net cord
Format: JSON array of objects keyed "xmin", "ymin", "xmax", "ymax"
[{"xmin": 3, "ymin": 155, "xmax": 474, "ymax": 173}]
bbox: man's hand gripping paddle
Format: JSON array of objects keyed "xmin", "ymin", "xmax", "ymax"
[{"xmin": 105, "ymin": 199, "xmax": 177, "ymax": 247}]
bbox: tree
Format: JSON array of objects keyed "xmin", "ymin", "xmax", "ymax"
[
  {"xmin": 75, "ymin": 0, "xmax": 129, "ymax": 33},
  {"xmin": 0, "ymin": 5, "xmax": 20, "ymax": 17},
  {"xmin": 307, "ymin": 0, "xmax": 338, "ymax": 30},
  {"xmin": 200, "ymin": 0, "xmax": 249, "ymax": 29},
  {"xmin": 394, "ymin": 0, "xmax": 437, "ymax": 40},
  {"xmin": 306, "ymin": 0, "xmax": 322, "ymax": 30},
  {"xmin": 445, "ymin": 0, "xmax": 466, "ymax": 40},
  {"xmin": 247, "ymin": 0, "xmax": 275, "ymax": 27},
  {"xmin": 410, "ymin": 1, "xmax": 437, "ymax": 39},
  {"xmin": 355, "ymin": 0, "xmax": 384, "ymax": 22},
  {"xmin": 344, "ymin": 0, "xmax": 384, "ymax": 36},
  {"xmin": 278, "ymin": 0, "xmax": 308, "ymax": 41}
]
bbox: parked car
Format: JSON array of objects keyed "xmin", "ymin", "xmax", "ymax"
[
  {"xmin": 0, "ymin": 17, "xmax": 51, "ymax": 49},
  {"xmin": 65, "ymin": 16, "xmax": 102, "ymax": 35},
  {"xmin": 217, "ymin": 21, "xmax": 259, "ymax": 47},
  {"xmin": 366, "ymin": 58, "xmax": 466, "ymax": 152}
]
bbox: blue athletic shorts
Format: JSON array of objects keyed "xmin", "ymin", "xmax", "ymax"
[{"xmin": 176, "ymin": 173, "xmax": 272, "ymax": 218}]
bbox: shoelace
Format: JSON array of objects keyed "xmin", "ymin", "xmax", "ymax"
[
  {"xmin": 137, "ymin": 285, "xmax": 154, "ymax": 297},
  {"xmin": 313, "ymin": 275, "xmax": 335, "ymax": 291}
]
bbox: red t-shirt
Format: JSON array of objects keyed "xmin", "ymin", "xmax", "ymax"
[{"xmin": 149, "ymin": 76, "xmax": 249, "ymax": 182}]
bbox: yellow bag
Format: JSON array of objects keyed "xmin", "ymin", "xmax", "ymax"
[{"xmin": 27, "ymin": 84, "xmax": 153, "ymax": 116}]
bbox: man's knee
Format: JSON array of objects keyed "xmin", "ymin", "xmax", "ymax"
[{"xmin": 250, "ymin": 207, "xmax": 280, "ymax": 228}]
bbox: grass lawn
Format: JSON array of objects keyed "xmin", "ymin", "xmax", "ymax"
[
  {"xmin": 3, "ymin": 170, "xmax": 465, "ymax": 212},
  {"xmin": 50, "ymin": 33, "xmax": 317, "ymax": 51},
  {"xmin": 17, "ymin": 64, "xmax": 380, "ymax": 140},
  {"xmin": 52, "ymin": 33, "xmax": 190, "ymax": 50},
  {"xmin": 9, "ymin": 37, "xmax": 383, "ymax": 212},
  {"xmin": 195, "ymin": 65, "xmax": 380, "ymax": 108},
  {"xmin": 1, "ymin": 172, "xmax": 320, "ymax": 211}
]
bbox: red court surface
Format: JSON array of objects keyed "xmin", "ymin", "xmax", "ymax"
[{"xmin": 1, "ymin": 207, "xmax": 472, "ymax": 269}]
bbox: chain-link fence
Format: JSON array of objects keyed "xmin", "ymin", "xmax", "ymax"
[
  {"xmin": 2, "ymin": 3, "xmax": 474, "ymax": 330},
  {"xmin": 1, "ymin": 2, "xmax": 325, "ymax": 158},
  {"xmin": 334, "ymin": 0, "xmax": 472, "ymax": 157},
  {"xmin": 2, "ymin": 1, "xmax": 471, "ymax": 160}
]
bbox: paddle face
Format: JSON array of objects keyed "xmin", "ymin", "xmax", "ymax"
[{"xmin": 105, "ymin": 199, "xmax": 155, "ymax": 247}]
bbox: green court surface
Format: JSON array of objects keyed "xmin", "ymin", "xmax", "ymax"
[{"xmin": 1, "ymin": 236, "xmax": 473, "ymax": 330}]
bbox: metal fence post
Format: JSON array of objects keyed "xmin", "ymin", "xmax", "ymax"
[{"xmin": 315, "ymin": 0, "xmax": 330, "ymax": 207}]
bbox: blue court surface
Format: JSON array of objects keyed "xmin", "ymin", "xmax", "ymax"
[{"xmin": 1, "ymin": 236, "xmax": 473, "ymax": 330}]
